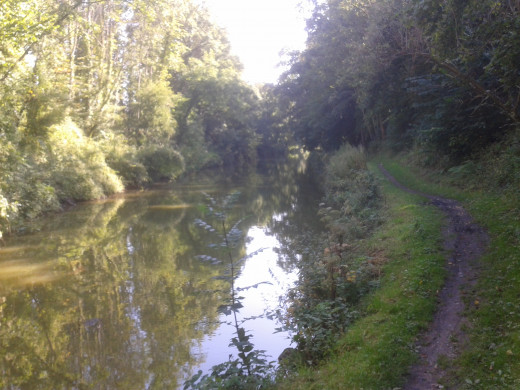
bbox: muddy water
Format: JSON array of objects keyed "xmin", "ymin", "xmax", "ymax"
[{"xmin": 0, "ymin": 160, "xmax": 322, "ymax": 389}]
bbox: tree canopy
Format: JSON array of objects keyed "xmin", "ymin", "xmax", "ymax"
[
  {"xmin": 0, "ymin": 0, "xmax": 269, "ymax": 236},
  {"xmin": 277, "ymin": 0, "xmax": 520, "ymax": 160}
]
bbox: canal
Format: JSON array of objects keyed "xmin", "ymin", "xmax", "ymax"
[{"xmin": 0, "ymin": 159, "xmax": 323, "ymax": 389}]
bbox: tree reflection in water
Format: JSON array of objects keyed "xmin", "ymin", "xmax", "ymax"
[{"xmin": 0, "ymin": 158, "xmax": 323, "ymax": 389}]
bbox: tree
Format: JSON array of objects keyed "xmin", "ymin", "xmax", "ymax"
[
  {"xmin": 126, "ymin": 78, "xmax": 180, "ymax": 146},
  {"xmin": 0, "ymin": 0, "xmax": 268, "ymax": 230}
]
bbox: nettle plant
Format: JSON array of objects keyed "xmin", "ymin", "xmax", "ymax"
[
  {"xmin": 284, "ymin": 217, "xmax": 360, "ymax": 365},
  {"xmin": 184, "ymin": 192, "xmax": 275, "ymax": 390}
]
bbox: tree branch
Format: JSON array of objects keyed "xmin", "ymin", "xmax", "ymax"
[
  {"xmin": 0, "ymin": 0, "xmax": 84, "ymax": 82},
  {"xmin": 418, "ymin": 52, "xmax": 519, "ymax": 124}
]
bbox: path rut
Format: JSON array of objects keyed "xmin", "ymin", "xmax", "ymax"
[{"xmin": 379, "ymin": 164, "xmax": 488, "ymax": 390}]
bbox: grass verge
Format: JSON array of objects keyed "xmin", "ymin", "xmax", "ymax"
[
  {"xmin": 276, "ymin": 160, "xmax": 447, "ymax": 389},
  {"xmin": 374, "ymin": 156, "xmax": 520, "ymax": 389}
]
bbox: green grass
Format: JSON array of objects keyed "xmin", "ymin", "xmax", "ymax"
[
  {"xmin": 454, "ymin": 195, "xmax": 520, "ymax": 389},
  {"xmin": 276, "ymin": 160, "xmax": 447, "ymax": 389},
  {"xmin": 375, "ymin": 156, "xmax": 464, "ymax": 200},
  {"xmin": 373, "ymin": 157, "xmax": 520, "ymax": 389}
]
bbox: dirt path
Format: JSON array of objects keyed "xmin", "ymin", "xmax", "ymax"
[{"xmin": 379, "ymin": 164, "xmax": 488, "ymax": 390}]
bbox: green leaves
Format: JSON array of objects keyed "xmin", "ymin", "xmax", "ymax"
[
  {"xmin": 187, "ymin": 192, "xmax": 276, "ymax": 389},
  {"xmin": 277, "ymin": 0, "xmax": 520, "ymax": 166},
  {"xmin": 127, "ymin": 79, "xmax": 179, "ymax": 146}
]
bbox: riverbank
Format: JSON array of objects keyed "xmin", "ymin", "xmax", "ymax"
[
  {"xmin": 277, "ymin": 156, "xmax": 520, "ymax": 389},
  {"xmin": 277, "ymin": 158, "xmax": 446, "ymax": 388}
]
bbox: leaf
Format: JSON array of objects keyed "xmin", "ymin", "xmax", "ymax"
[
  {"xmin": 217, "ymin": 305, "xmax": 232, "ymax": 316},
  {"xmin": 195, "ymin": 255, "xmax": 221, "ymax": 265},
  {"xmin": 183, "ymin": 370, "xmax": 202, "ymax": 390}
]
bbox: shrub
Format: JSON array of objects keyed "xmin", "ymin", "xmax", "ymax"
[
  {"xmin": 282, "ymin": 144, "xmax": 383, "ymax": 365},
  {"xmin": 138, "ymin": 145, "xmax": 185, "ymax": 182},
  {"xmin": 324, "ymin": 144, "xmax": 381, "ymax": 240},
  {"xmin": 99, "ymin": 134, "xmax": 150, "ymax": 188},
  {"xmin": 325, "ymin": 144, "xmax": 367, "ymax": 183},
  {"xmin": 106, "ymin": 156, "xmax": 150, "ymax": 188},
  {"xmin": 0, "ymin": 134, "xmax": 61, "ymax": 228},
  {"xmin": 47, "ymin": 118, "xmax": 124, "ymax": 201}
]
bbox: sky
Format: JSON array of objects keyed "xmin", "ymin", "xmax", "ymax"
[{"xmin": 200, "ymin": 0, "xmax": 311, "ymax": 85}]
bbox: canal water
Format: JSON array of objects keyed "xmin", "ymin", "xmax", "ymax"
[{"xmin": 0, "ymin": 159, "xmax": 322, "ymax": 389}]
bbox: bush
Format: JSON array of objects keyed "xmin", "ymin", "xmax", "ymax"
[
  {"xmin": 282, "ymin": 143, "xmax": 383, "ymax": 365},
  {"xmin": 47, "ymin": 118, "xmax": 124, "ymax": 201},
  {"xmin": 106, "ymin": 156, "xmax": 150, "ymax": 188},
  {"xmin": 325, "ymin": 144, "xmax": 367, "ymax": 182},
  {"xmin": 100, "ymin": 134, "xmax": 150, "ymax": 188},
  {"xmin": 0, "ymin": 134, "xmax": 61, "ymax": 228},
  {"xmin": 138, "ymin": 145, "xmax": 185, "ymax": 182},
  {"xmin": 324, "ymin": 144, "xmax": 381, "ymax": 240},
  {"xmin": 476, "ymin": 129, "xmax": 520, "ymax": 190}
]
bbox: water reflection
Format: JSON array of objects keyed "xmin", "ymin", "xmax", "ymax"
[
  {"xmin": 0, "ymin": 159, "xmax": 323, "ymax": 389},
  {"xmin": 190, "ymin": 226, "xmax": 298, "ymax": 379},
  {"xmin": 0, "ymin": 258, "xmax": 62, "ymax": 290}
]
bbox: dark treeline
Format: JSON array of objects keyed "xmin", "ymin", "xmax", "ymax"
[{"xmin": 276, "ymin": 0, "xmax": 520, "ymax": 172}]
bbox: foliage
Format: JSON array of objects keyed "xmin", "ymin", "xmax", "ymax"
[
  {"xmin": 277, "ymin": 0, "xmax": 520, "ymax": 167},
  {"xmin": 281, "ymin": 146, "xmax": 382, "ymax": 365},
  {"xmin": 255, "ymin": 85, "xmax": 294, "ymax": 159},
  {"xmin": 46, "ymin": 118, "xmax": 124, "ymax": 201},
  {"xmin": 174, "ymin": 75, "xmax": 261, "ymax": 170},
  {"xmin": 323, "ymin": 144, "xmax": 381, "ymax": 241},
  {"xmin": 175, "ymin": 113, "xmax": 222, "ymax": 172},
  {"xmin": 0, "ymin": 0, "xmax": 266, "ymax": 232},
  {"xmin": 126, "ymin": 78, "xmax": 180, "ymax": 146},
  {"xmin": 277, "ymin": 160, "xmax": 447, "ymax": 389},
  {"xmin": 138, "ymin": 145, "xmax": 185, "ymax": 182},
  {"xmin": 185, "ymin": 192, "xmax": 275, "ymax": 389},
  {"xmin": 0, "ymin": 145, "xmax": 60, "ymax": 223},
  {"xmin": 101, "ymin": 135, "xmax": 150, "ymax": 188}
]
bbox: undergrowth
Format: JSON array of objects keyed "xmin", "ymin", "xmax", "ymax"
[
  {"xmin": 278, "ymin": 145, "xmax": 383, "ymax": 367},
  {"xmin": 0, "ymin": 117, "xmax": 187, "ymax": 238},
  {"xmin": 275, "ymin": 158, "xmax": 446, "ymax": 389}
]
